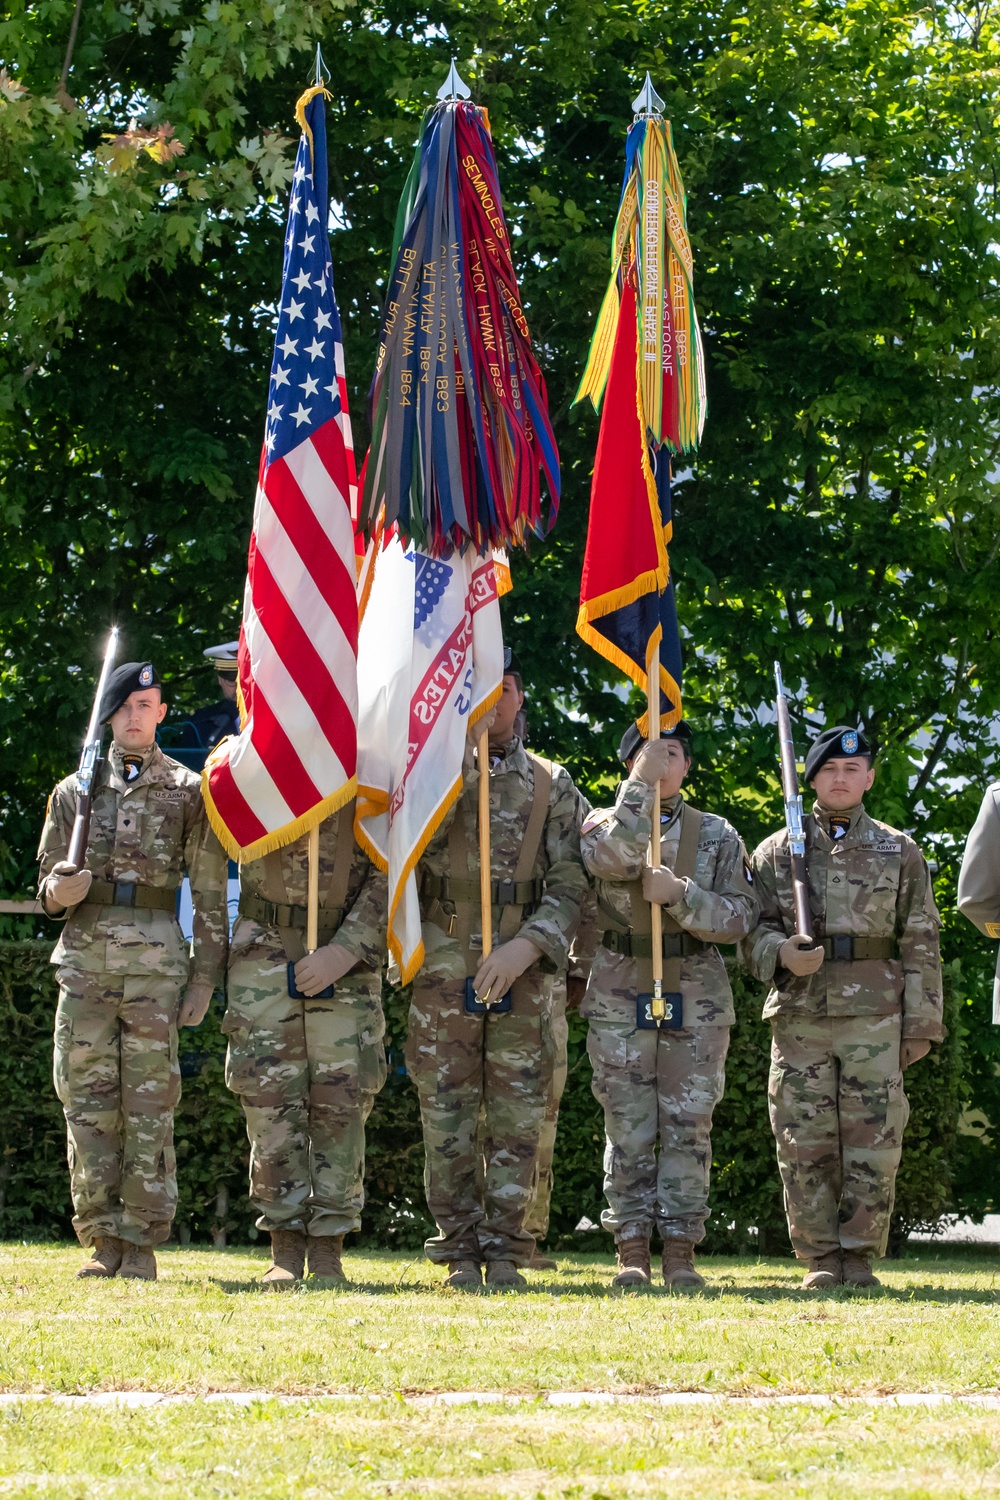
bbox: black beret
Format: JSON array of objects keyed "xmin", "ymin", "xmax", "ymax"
[
  {"xmin": 804, "ymin": 724, "xmax": 873, "ymax": 781},
  {"xmin": 619, "ymin": 719, "xmax": 694, "ymax": 766},
  {"xmin": 503, "ymin": 646, "xmax": 523, "ymax": 678},
  {"xmin": 99, "ymin": 662, "xmax": 162, "ymax": 723}
]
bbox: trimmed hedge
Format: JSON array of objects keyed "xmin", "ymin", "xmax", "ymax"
[{"xmin": 0, "ymin": 940, "xmax": 968, "ymax": 1252}]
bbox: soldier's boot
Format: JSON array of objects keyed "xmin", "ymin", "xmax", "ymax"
[
  {"xmin": 612, "ymin": 1236, "xmax": 651, "ymax": 1288},
  {"xmin": 841, "ymin": 1251, "xmax": 881, "ymax": 1288},
  {"xmin": 801, "ymin": 1251, "xmax": 843, "ymax": 1290},
  {"xmin": 526, "ymin": 1249, "xmax": 559, "ymax": 1271},
  {"xmin": 485, "ymin": 1259, "xmax": 527, "ymax": 1291},
  {"xmin": 76, "ymin": 1237, "xmax": 125, "ymax": 1279},
  {"xmin": 445, "ymin": 1260, "xmax": 484, "ymax": 1292},
  {"xmin": 118, "ymin": 1244, "xmax": 157, "ymax": 1281},
  {"xmin": 661, "ymin": 1239, "xmax": 706, "ymax": 1289},
  {"xmin": 261, "ymin": 1230, "xmax": 306, "ymax": 1288},
  {"xmin": 307, "ymin": 1235, "xmax": 348, "ymax": 1285}
]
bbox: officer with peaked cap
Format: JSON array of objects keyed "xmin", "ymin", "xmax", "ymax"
[
  {"xmin": 581, "ymin": 720, "xmax": 757, "ymax": 1289},
  {"xmin": 37, "ymin": 660, "xmax": 229, "ymax": 1281},
  {"xmin": 191, "ymin": 642, "xmax": 241, "ymax": 752},
  {"xmin": 741, "ymin": 724, "xmax": 943, "ymax": 1288}
]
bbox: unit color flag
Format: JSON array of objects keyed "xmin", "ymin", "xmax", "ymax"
[
  {"xmin": 355, "ymin": 535, "xmax": 504, "ymax": 983},
  {"xmin": 575, "ymin": 99, "xmax": 705, "ymax": 730}
]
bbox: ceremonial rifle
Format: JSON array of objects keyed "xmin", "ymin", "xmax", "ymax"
[
  {"xmin": 65, "ymin": 627, "xmax": 120, "ymax": 872},
  {"xmin": 773, "ymin": 662, "xmax": 813, "ymax": 940}
]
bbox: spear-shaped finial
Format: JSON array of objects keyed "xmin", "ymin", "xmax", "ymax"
[
  {"xmin": 314, "ymin": 43, "xmax": 330, "ymax": 86},
  {"xmin": 632, "ymin": 71, "xmax": 664, "ymax": 117},
  {"xmin": 437, "ymin": 60, "xmax": 472, "ymax": 101}
]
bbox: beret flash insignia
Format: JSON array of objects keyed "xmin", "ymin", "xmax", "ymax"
[
  {"xmin": 841, "ymin": 729, "xmax": 859, "ymax": 755},
  {"xmin": 139, "ymin": 664, "xmax": 154, "ymax": 687}
]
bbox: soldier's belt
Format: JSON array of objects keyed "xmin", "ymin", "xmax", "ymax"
[
  {"xmin": 419, "ymin": 874, "xmax": 544, "ymax": 906},
  {"xmin": 821, "ymin": 935, "xmax": 900, "ymax": 962},
  {"xmin": 601, "ymin": 930, "xmax": 706, "ymax": 959},
  {"xmin": 238, "ymin": 893, "xmax": 346, "ymax": 941},
  {"xmin": 81, "ymin": 880, "xmax": 178, "ymax": 913}
]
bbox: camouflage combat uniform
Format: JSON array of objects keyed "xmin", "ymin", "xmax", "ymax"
[
  {"xmin": 523, "ymin": 885, "xmax": 597, "ymax": 1245},
  {"xmin": 408, "ymin": 737, "xmax": 589, "ymax": 1267},
  {"xmin": 38, "ymin": 746, "xmax": 229, "ymax": 1247},
  {"xmin": 742, "ymin": 802, "xmax": 943, "ymax": 1262},
  {"xmin": 224, "ymin": 804, "xmax": 388, "ymax": 1239},
  {"xmin": 581, "ymin": 781, "xmax": 757, "ymax": 1247}
]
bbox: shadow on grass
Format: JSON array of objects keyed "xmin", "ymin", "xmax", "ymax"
[{"xmin": 206, "ymin": 1274, "xmax": 999, "ymax": 1304}]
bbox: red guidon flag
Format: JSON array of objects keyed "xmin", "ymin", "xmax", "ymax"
[{"xmin": 203, "ymin": 86, "xmax": 358, "ymax": 858}]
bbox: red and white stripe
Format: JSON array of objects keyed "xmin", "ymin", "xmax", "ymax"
[{"xmin": 205, "ymin": 414, "xmax": 358, "ymax": 860}]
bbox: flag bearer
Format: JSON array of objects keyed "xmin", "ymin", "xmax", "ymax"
[
  {"xmin": 742, "ymin": 726, "xmax": 943, "ymax": 1289},
  {"xmin": 581, "ymin": 722, "xmax": 757, "ymax": 1289},
  {"xmin": 407, "ymin": 649, "xmax": 589, "ymax": 1291},
  {"xmin": 223, "ymin": 807, "xmax": 388, "ymax": 1287},
  {"xmin": 38, "ymin": 662, "xmax": 229, "ymax": 1280}
]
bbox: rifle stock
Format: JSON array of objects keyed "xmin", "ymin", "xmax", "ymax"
[
  {"xmin": 65, "ymin": 627, "xmax": 119, "ymax": 875},
  {"xmin": 774, "ymin": 663, "xmax": 813, "ymax": 941}
]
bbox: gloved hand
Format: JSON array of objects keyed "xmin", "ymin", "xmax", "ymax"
[
  {"xmin": 473, "ymin": 936, "xmax": 541, "ymax": 1005},
  {"xmin": 901, "ymin": 1038, "xmax": 932, "ymax": 1069},
  {"xmin": 779, "ymin": 934, "xmax": 825, "ymax": 976},
  {"xmin": 178, "ymin": 981, "xmax": 215, "ymax": 1029},
  {"xmin": 44, "ymin": 861, "xmax": 93, "ymax": 911},
  {"xmin": 632, "ymin": 741, "xmax": 674, "ymax": 786},
  {"xmin": 642, "ymin": 865, "xmax": 687, "ymax": 906},
  {"xmin": 293, "ymin": 942, "xmax": 357, "ymax": 998}
]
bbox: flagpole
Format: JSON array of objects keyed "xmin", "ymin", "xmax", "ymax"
[
  {"xmin": 648, "ymin": 644, "xmax": 665, "ymax": 1021},
  {"xmin": 478, "ymin": 723, "xmax": 493, "ymax": 964},
  {"xmin": 306, "ymin": 824, "xmax": 320, "ymax": 953}
]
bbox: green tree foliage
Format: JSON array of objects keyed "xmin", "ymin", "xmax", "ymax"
[{"xmin": 1, "ymin": 0, "xmax": 997, "ymax": 1204}]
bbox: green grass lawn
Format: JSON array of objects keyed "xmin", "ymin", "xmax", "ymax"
[{"xmin": 0, "ymin": 1244, "xmax": 997, "ymax": 1496}]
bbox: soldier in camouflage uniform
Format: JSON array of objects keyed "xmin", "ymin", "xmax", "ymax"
[
  {"xmin": 38, "ymin": 662, "xmax": 229, "ymax": 1281},
  {"xmin": 582, "ymin": 721, "xmax": 757, "ymax": 1289},
  {"xmin": 742, "ymin": 725, "xmax": 943, "ymax": 1289},
  {"xmin": 407, "ymin": 650, "xmax": 589, "ymax": 1291},
  {"xmin": 224, "ymin": 803, "xmax": 388, "ymax": 1287}
]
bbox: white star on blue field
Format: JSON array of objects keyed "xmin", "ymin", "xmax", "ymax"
[{"xmin": 264, "ymin": 148, "xmax": 344, "ymax": 463}]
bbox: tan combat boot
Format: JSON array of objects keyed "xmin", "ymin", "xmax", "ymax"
[
  {"xmin": 612, "ymin": 1236, "xmax": 651, "ymax": 1288},
  {"xmin": 802, "ymin": 1251, "xmax": 843, "ymax": 1289},
  {"xmin": 119, "ymin": 1244, "xmax": 157, "ymax": 1281},
  {"xmin": 261, "ymin": 1229, "xmax": 306, "ymax": 1288},
  {"xmin": 307, "ymin": 1235, "xmax": 347, "ymax": 1285},
  {"xmin": 77, "ymin": 1237, "xmax": 125, "ymax": 1279},
  {"xmin": 842, "ymin": 1251, "xmax": 881, "ymax": 1288},
  {"xmin": 445, "ymin": 1259, "xmax": 483, "ymax": 1291},
  {"xmin": 485, "ymin": 1259, "xmax": 527, "ymax": 1291},
  {"xmin": 526, "ymin": 1248, "xmax": 558, "ymax": 1271},
  {"xmin": 661, "ymin": 1239, "xmax": 706, "ymax": 1289}
]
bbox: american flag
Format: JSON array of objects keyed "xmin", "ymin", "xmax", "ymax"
[{"xmin": 203, "ymin": 87, "xmax": 359, "ymax": 860}]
